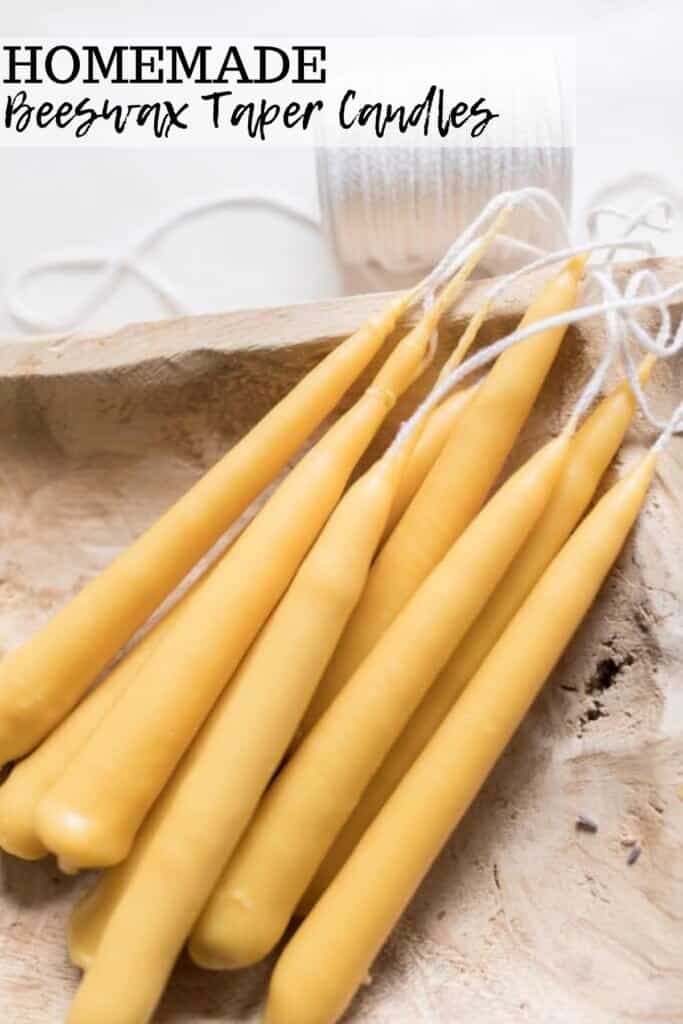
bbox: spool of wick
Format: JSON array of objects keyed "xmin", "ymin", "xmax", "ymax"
[{"xmin": 316, "ymin": 49, "xmax": 573, "ymax": 291}]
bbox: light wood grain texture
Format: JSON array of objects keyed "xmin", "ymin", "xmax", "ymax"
[{"xmin": 0, "ymin": 260, "xmax": 681, "ymax": 1023}]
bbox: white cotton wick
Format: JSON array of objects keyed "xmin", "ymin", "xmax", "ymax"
[
  {"xmin": 622, "ymin": 269, "xmax": 673, "ymax": 351},
  {"xmin": 485, "ymin": 238, "xmax": 655, "ymax": 304},
  {"xmin": 586, "ymin": 189, "xmax": 683, "ymax": 435},
  {"xmin": 587, "ymin": 197, "xmax": 675, "ymax": 264},
  {"xmin": 5, "ymin": 249, "xmax": 191, "ymax": 333},
  {"xmin": 652, "ymin": 402, "xmax": 683, "ymax": 452},
  {"xmin": 567, "ymin": 325, "xmax": 618, "ymax": 433},
  {"xmin": 585, "ymin": 172, "xmax": 683, "ymax": 245},
  {"xmin": 412, "ymin": 186, "xmax": 565, "ymax": 304},
  {"xmin": 573, "ymin": 188, "xmax": 683, "ymax": 436},
  {"xmin": 566, "ymin": 274, "xmax": 624, "ymax": 433},
  {"xmin": 399, "ymin": 184, "xmax": 683, "ymax": 456},
  {"xmin": 392, "ymin": 263, "xmax": 683, "ymax": 456},
  {"xmin": 4, "ymin": 191, "xmax": 321, "ymax": 333}
]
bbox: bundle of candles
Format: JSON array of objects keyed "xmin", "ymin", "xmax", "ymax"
[{"xmin": 0, "ymin": 187, "xmax": 681, "ymax": 1024}]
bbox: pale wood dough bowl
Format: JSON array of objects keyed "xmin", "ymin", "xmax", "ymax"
[{"xmin": 0, "ymin": 259, "xmax": 681, "ymax": 1023}]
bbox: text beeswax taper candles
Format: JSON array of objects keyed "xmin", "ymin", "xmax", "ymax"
[
  {"xmin": 37, "ymin": 230, "xmax": 500, "ymax": 874},
  {"xmin": 265, "ymin": 451, "xmax": 657, "ymax": 1024},
  {"xmin": 0, "ymin": 289, "xmax": 414, "ymax": 762},
  {"xmin": 63, "ymin": 439, "xmax": 415, "ymax": 1021},
  {"xmin": 299, "ymin": 256, "xmax": 586, "ymax": 737},
  {"xmin": 189, "ymin": 432, "xmax": 571, "ymax": 970},
  {"xmin": 302, "ymin": 356, "xmax": 655, "ymax": 908}
]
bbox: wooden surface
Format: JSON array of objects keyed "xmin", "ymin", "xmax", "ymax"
[{"xmin": 0, "ymin": 261, "xmax": 681, "ymax": 1023}]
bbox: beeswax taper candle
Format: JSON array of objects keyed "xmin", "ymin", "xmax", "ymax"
[
  {"xmin": 265, "ymin": 451, "xmax": 657, "ymax": 1024},
  {"xmin": 189, "ymin": 432, "xmax": 570, "ymax": 970},
  {"xmin": 302, "ymin": 356, "xmax": 655, "ymax": 908},
  {"xmin": 299, "ymin": 256, "xmax": 586, "ymax": 737},
  {"xmin": 381, "ymin": 285, "xmax": 493, "ymax": 536},
  {"xmin": 0, "ymin": 565, "xmax": 214, "ymax": 861},
  {"xmin": 384, "ymin": 384, "xmax": 476, "ymax": 534}
]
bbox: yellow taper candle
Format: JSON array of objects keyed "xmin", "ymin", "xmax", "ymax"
[
  {"xmin": 0, "ymin": 290, "xmax": 413, "ymax": 763},
  {"xmin": 0, "ymin": 639, "xmax": 150, "ymax": 862},
  {"xmin": 382, "ymin": 293, "xmax": 492, "ymax": 536},
  {"xmin": 265, "ymin": 451, "xmax": 658, "ymax": 1024},
  {"xmin": 302, "ymin": 356, "xmax": 656, "ymax": 908},
  {"xmin": 64, "ymin": 441, "xmax": 413, "ymax": 1020},
  {"xmin": 299, "ymin": 256, "xmax": 586, "ymax": 737},
  {"xmin": 0, "ymin": 565, "xmax": 215, "ymax": 861},
  {"xmin": 37, "ymin": 237, "xmax": 497, "ymax": 874},
  {"xmin": 385, "ymin": 385, "xmax": 476, "ymax": 534},
  {"xmin": 189, "ymin": 432, "xmax": 571, "ymax": 970}
]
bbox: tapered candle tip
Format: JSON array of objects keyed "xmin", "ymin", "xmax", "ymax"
[
  {"xmin": 637, "ymin": 353, "xmax": 657, "ymax": 386},
  {"xmin": 551, "ymin": 428, "xmax": 574, "ymax": 453},
  {"xmin": 626, "ymin": 449, "xmax": 659, "ymax": 491},
  {"xmin": 566, "ymin": 253, "xmax": 589, "ymax": 279},
  {"xmin": 640, "ymin": 448, "xmax": 659, "ymax": 473}
]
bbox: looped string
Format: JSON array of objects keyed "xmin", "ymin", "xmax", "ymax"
[
  {"xmin": 409, "ymin": 200, "xmax": 517, "ymax": 375},
  {"xmin": 4, "ymin": 184, "xmax": 566, "ymax": 338},
  {"xmin": 566, "ymin": 197, "xmax": 671, "ymax": 431},
  {"xmin": 485, "ymin": 239, "xmax": 655, "ymax": 305},
  {"xmin": 4, "ymin": 192, "xmax": 321, "ymax": 333},
  {"xmin": 585, "ymin": 172, "xmax": 683, "ymax": 243},
  {"xmin": 567, "ymin": 272, "xmax": 625, "ymax": 432},
  {"xmin": 403, "ymin": 188, "xmax": 573, "ymax": 378},
  {"xmin": 587, "ymin": 197, "xmax": 675, "ymax": 260},
  {"xmin": 393, "ymin": 195, "xmax": 683, "ymax": 455},
  {"xmin": 579, "ymin": 180, "xmax": 683, "ymax": 437},
  {"xmin": 653, "ymin": 402, "xmax": 683, "ymax": 452},
  {"xmin": 415, "ymin": 187, "xmax": 570, "ymax": 303}
]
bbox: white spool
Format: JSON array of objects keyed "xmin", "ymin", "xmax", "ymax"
[{"xmin": 316, "ymin": 48, "xmax": 573, "ymax": 291}]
